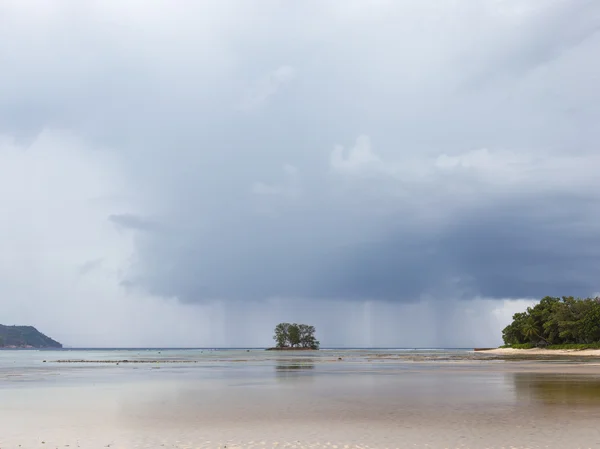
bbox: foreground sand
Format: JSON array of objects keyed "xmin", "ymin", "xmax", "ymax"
[{"xmin": 480, "ymin": 347, "xmax": 600, "ymax": 356}]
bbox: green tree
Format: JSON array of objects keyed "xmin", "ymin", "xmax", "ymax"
[
  {"xmin": 576, "ymin": 298, "xmax": 600, "ymax": 343},
  {"xmin": 502, "ymin": 296, "xmax": 600, "ymax": 347},
  {"xmin": 521, "ymin": 318, "xmax": 547, "ymax": 345},
  {"xmin": 273, "ymin": 323, "xmax": 291, "ymax": 348},
  {"xmin": 502, "ymin": 312, "xmax": 528, "ymax": 345},
  {"xmin": 273, "ymin": 322, "xmax": 319, "ymax": 349},
  {"xmin": 288, "ymin": 324, "xmax": 301, "ymax": 347},
  {"xmin": 535, "ymin": 296, "xmax": 561, "ymax": 344},
  {"xmin": 298, "ymin": 324, "xmax": 320, "ymax": 349}
]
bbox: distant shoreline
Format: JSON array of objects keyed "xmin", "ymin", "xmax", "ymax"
[{"xmin": 0, "ymin": 345, "xmax": 43, "ymax": 349}]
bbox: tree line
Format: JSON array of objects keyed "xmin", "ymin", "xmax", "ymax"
[
  {"xmin": 502, "ymin": 296, "xmax": 600, "ymax": 347},
  {"xmin": 273, "ymin": 323, "xmax": 320, "ymax": 349}
]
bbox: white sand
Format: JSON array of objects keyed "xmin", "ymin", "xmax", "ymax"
[{"xmin": 480, "ymin": 347, "xmax": 600, "ymax": 356}]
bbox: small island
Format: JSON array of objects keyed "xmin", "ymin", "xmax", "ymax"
[
  {"xmin": 267, "ymin": 322, "xmax": 320, "ymax": 350},
  {"xmin": 0, "ymin": 324, "xmax": 62, "ymax": 349}
]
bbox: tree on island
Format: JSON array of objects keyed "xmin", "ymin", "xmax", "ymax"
[
  {"xmin": 502, "ymin": 296, "xmax": 600, "ymax": 347},
  {"xmin": 273, "ymin": 323, "xmax": 320, "ymax": 349}
]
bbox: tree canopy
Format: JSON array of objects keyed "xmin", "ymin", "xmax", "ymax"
[
  {"xmin": 273, "ymin": 323, "xmax": 320, "ymax": 349},
  {"xmin": 502, "ymin": 296, "xmax": 600, "ymax": 347}
]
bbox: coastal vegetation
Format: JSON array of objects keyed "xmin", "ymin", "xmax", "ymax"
[
  {"xmin": 502, "ymin": 296, "xmax": 600, "ymax": 348},
  {"xmin": 0, "ymin": 324, "xmax": 62, "ymax": 348},
  {"xmin": 272, "ymin": 323, "xmax": 320, "ymax": 350}
]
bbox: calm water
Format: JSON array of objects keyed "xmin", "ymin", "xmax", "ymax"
[
  {"xmin": 3, "ymin": 348, "xmax": 600, "ymax": 448},
  {"xmin": 2, "ymin": 348, "xmax": 600, "ymax": 403},
  {"xmin": 0, "ymin": 348, "xmax": 478, "ymax": 384}
]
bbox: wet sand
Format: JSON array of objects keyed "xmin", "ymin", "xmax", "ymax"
[{"xmin": 2, "ymin": 350, "xmax": 600, "ymax": 448}]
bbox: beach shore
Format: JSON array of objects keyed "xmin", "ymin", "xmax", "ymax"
[{"xmin": 479, "ymin": 347, "xmax": 600, "ymax": 356}]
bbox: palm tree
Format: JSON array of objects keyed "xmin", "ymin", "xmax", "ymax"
[{"xmin": 522, "ymin": 319, "xmax": 548, "ymax": 345}]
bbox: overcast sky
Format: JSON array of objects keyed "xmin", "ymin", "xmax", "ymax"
[{"xmin": 1, "ymin": 0, "xmax": 599, "ymax": 348}]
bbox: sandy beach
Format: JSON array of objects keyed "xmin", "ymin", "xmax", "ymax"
[
  {"xmin": 2, "ymin": 349, "xmax": 600, "ymax": 449},
  {"xmin": 479, "ymin": 347, "xmax": 600, "ymax": 357}
]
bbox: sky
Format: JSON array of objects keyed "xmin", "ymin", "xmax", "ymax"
[{"xmin": 1, "ymin": 0, "xmax": 599, "ymax": 348}]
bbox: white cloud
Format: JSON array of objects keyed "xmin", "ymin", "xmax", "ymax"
[
  {"xmin": 252, "ymin": 164, "xmax": 301, "ymax": 197},
  {"xmin": 238, "ymin": 65, "xmax": 296, "ymax": 111},
  {"xmin": 331, "ymin": 137, "xmax": 600, "ymax": 201},
  {"xmin": 433, "ymin": 148, "xmax": 600, "ymax": 190},
  {"xmin": 330, "ymin": 135, "xmax": 390, "ymax": 176}
]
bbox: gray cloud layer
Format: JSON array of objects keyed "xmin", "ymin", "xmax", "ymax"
[{"xmin": 1, "ymin": 0, "xmax": 599, "ymax": 346}]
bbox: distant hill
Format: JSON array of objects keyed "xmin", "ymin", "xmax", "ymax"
[{"xmin": 0, "ymin": 325, "xmax": 62, "ymax": 348}]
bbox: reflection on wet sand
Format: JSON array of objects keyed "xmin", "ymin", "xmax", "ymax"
[
  {"xmin": 275, "ymin": 359, "xmax": 315, "ymax": 375},
  {"xmin": 6, "ymin": 350, "xmax": 600, "ymax": 448},
  {"xmin": 275, "ymin": 360, "xmax": 315, "ymax": 381},
  {"xmin": 512, "ymin": 372, "xmax": 600, "ymax": 406}
]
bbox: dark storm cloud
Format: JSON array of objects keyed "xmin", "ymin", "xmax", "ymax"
[
  {"xmin": 126, "ymin": 181, "xmax": 600, "ymax": 304},
  {"xmin": 323, "ymin": 194, "xmax": 600, "ymax": 302}
]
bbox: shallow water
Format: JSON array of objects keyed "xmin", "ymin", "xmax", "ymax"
[
  {"xmin": 2, "ymin": 349, "xmax": 600, "ymax": 448},
  {"xmin": 0, "ymin": 348, "xmax": 477, "ymax": 385}
]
